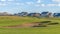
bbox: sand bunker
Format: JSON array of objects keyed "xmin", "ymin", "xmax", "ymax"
[{"xmin": 2, "ymin": 22, "xmax": 39, "ymax": 28}]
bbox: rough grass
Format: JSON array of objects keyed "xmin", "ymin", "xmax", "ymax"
[{"xmin": 0, "ymin": 16, "xmax": 60, "ymax": 34}]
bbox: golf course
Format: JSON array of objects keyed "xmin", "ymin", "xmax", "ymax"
[{"xmin": 0, "ymin": 16, "xmax": 60, "ymax": 34}]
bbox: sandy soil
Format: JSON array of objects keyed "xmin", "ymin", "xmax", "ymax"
[{"xmin": 2, "ymin": 22, "xmax": 40, "ymax": 28}]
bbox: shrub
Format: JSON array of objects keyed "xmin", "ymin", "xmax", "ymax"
[
  {"xmin": 40, "ymin": 21, "xmax": 51, "ymax": 23},
  {"xmin": 48, "ymin": 22, "xmax": 59, "ymax": 25},
  {"xmin": 32, "ymin": 25, "xmax": 47, "ymax": 27}
]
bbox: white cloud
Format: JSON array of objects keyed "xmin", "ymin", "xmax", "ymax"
[
  {"xmin": 8, "ymin": 0, "xmax": 14, "ymax": 1},
  {"xmin": 35, "ymin": 4, "xmax": 60, "ymax": 7},
  {"xmin": 47, "ymin": 4, "xmax": 57, "ymax": 6},
  {"xmin": 26, "ymin": 2, "xmax": 34, "ymax": 5},
  {"xmin": 41, "ymin": 4, "xmax": 45, "ymax": 7},
  {"xmin": 35, "ymin": 4, "xmax": 40, "ymax": 7},
  {"xmin": 20, "ymin": 3, "xmax": 25, "ymax": 5},
  {"xmin": 46, "ymin": 4, "xmax": 60, "ymax": 7},
  {"xmin": 0, "ymin": 3, "xmax": 6, "ymax": 6},
  {"xmin": 35, "ymin": 4, "xmax": 45, "ymax": 7},
  {"xmin": 57, "ymin": 4, "xmax": 60, "ymax": 6},
  {"xmin": 0, "ymin": 0, "xmax": 15, "ymax": 1},
  {"xmin": 36, "ymin": 0, "xmax": 41, "ymax": 3},
  {"xmin": 52, "ymin": 0, "xmax": 60, "ymax": 3},
  {"xmin": 16, "ymin": 3, "xmax": 20, "ymax": 5},
  {"xmin": 0, "ymin": 0, "xmax": 6, "ymax": 1},
  {"xmin": 16, "ymin": 3, "xmax": 25, "ymax": 5}
]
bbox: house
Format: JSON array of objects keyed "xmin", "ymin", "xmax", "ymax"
[
  {"xmin": 14, "ymin": 12, "xmax": 28, "ymax": 16},
  {"xmin": 47, "ymin": 12, "xmax": 52, "ymax": 17},
  {"xmin": 28, "ymin": 13, "xmax": 35, "ymax": 16},
  {"xmin": 19, "ymin": 12, "xmax": 28, "ymax": 16},
  {"xmin": 41, "ymin": 12, "xmax": 49, "ymax": 17},
  {"xmin": 28, "ymin": 13, "xmax": 41, "ymax": 18},
  {"xmin": 14, "ymin": 13, "xmax": 18, "ymax": 16},
  {"xmin": 41, "ymin": 12, "xmax": 52, "ymax": 18},
  {"xmin": 0, "ymin": 12, "xmax": 13, "ymax": 16},
  {"xmin": 53, "ymin": 13, "xmax": 60, "ymax": 17}
]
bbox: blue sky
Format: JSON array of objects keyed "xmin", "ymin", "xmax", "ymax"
[{"xmin": 0, "ymin": 0, "xmax": 60, "ymax": 13}]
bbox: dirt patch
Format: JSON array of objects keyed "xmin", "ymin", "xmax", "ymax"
[{"xmin": 2, "ymin": 23, "xmax": 39, "ymax": 28}]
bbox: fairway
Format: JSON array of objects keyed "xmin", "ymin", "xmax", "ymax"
[{"xmin": 0, "ymin": 16, "xmax": 60, "ymax": 34}]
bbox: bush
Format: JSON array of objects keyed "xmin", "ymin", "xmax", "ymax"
[
  {"xmin": 32, "ymin": 25, "xmax": 47, "ymax": 27},
  {"xmin": 48, "ymin": 22, "xmax": 59, "ymax": 25},
  {"xmin": 40, "ymin": 21, "xmax": 51, "ymax": 23}
]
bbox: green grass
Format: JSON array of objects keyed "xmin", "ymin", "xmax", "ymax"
[{"xmin": 0, "ymin": 16, "xmax": 60, "ymax": 34}]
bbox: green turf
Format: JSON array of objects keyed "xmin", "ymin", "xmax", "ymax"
[{"xmin": 0, "ymin": 16, "xmax": 60, "ymax": 34}]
